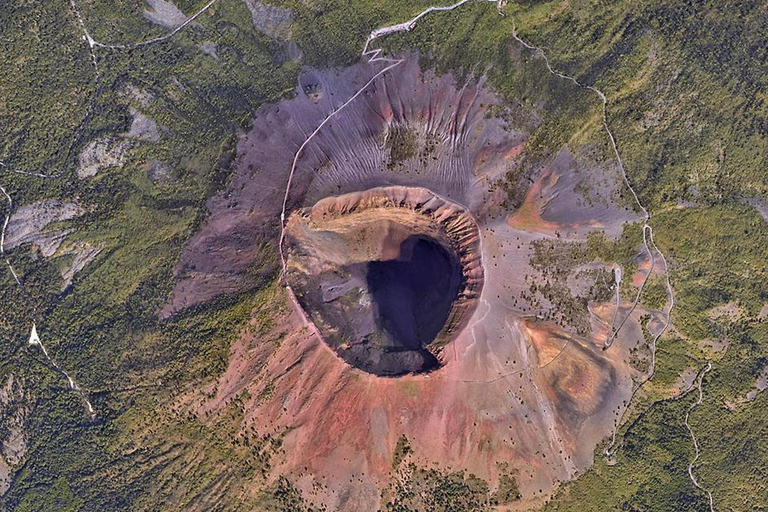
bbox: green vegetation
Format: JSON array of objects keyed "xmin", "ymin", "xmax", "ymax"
[
  {"xmin": 386, "ymin": 465, "xmax": 490, "ymax": 512},
  {"xmin": 509, "ymin": 0, "xmax": 768, "ymax": 210},
  {"xmin": 502, "ymin": 2, "xmax": 768, "ymax": 508},
  {"xmin": 1, "ymin": 0, "xmax": 298, "ymax": 510},
  {"xmin": 524, "ymin": 226, "xmax": 647, "ymax": 336},
  {"xmin": 385, "ymin": 127, "xmax": 418, "ymax": 170},
  {"xmin": 256, "ymin": 477, "xmax": 324, "ymax": 512},
  {"xmin": 2, "ymin": 0, "xmax": 767, "ymax": 510},
  {"xmin": 543, "ymin": 391, "xmax": 711, "ymax": 512},
  {"xmin": 654, "ymin": 204, "xmax": 768, "ymax": 340},
  {"xmin": 387, "ymin": 442, "xmax": 519, "ymax": 511},
  {"xmin": 284, "ymin": 0, "xmax": 436, "ymax": 66},
  {"xmin": 392, "ymin": 435, "xmax": 413, "ymax": 469},
  {"xmin": 490, "ymin": 463, "xmax": 521, "ymax": 506}
]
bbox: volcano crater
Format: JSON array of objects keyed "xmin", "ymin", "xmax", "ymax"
[{"xmin": 284, "ymin": 186, "xmax": 483, "ymax": 376}]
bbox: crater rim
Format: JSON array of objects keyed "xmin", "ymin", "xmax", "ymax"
[{"xmin": 284, "ymin": 186, "xmax": 485, "ymax": 377}]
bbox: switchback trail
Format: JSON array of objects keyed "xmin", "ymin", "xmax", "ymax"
[{"xmin": 278, "ymin": 0, "xmax": 498, "ymax": 281}]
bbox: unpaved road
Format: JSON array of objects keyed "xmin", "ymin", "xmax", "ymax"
[
  {"xmin": 1, "ymin": 0, "xmax": 229, "ymax": 419},
  {"xmin": 508, "ymin": 21, "xmax": 678, "ymax": 460},
  {"xmin": 685, "ymin": 362, "xmax": 715, "ymax": 511},
  {"xmin": 278, "ymin": 0, "xmax": 497, "ymax": 280}
]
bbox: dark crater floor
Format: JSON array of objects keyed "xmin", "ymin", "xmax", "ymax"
[
  {"xmin": 283, "ymin": 186, "xmax": 484, "ymax": 378},
  {"xmin": 366, "ymin": 236, "xmax": 462, "ymax": 372}
]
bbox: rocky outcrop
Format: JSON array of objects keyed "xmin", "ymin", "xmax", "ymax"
[
  {"xmin": 5, "ymin": 200, "xmax": 84, "ymax": 256},
  {"xmin": 143, "ymin": 0, "xmax": 188, "ymax": 29}
]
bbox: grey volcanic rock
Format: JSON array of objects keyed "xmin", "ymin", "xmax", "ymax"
[
  {"xmin": 127, "ymin": 107, "xmax": 160, "ymax": 142},
  {"xmin": 143, "ymin": 0, "xmax": 188, "ymax": 29},
  {"xmin": 77, "ymin": 137, "xmax": 130, "ymax": 178},
  {"xmin": 243, "ymin": 0, "xmax": 293, "ymax": 39},
  {"xmin": 6, "ymin": 200, "xmax": 84, "ymax": 256}
]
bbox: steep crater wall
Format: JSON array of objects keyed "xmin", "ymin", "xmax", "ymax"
[{"xmin": 284, "ymin": 186, "xmax": 483, "ymax": 376}]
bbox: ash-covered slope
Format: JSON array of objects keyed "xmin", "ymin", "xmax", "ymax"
[
  {"xmin": 163, "ymin": 57, "xmax": 522, "ymax": 316},
  {"xmin": 166, "ymin": 54, "xmax": 658, "ymax": 511}
]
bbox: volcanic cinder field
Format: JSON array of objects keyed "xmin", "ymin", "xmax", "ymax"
[{"xmin": 165, "ymin": 55, "xmax": 663, "ymax": 510}]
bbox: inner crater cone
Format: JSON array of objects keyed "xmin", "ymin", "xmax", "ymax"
[{"xmin": 284, "ymin": 186, "xmax": 484, "ymax": 376}]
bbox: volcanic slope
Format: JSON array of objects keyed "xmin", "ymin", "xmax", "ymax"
[{"xmin": 167, "ymin": 54, "xmax": 664, "ymax": 511}]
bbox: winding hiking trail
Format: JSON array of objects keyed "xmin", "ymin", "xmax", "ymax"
[
  {"xmin": 1, "ymin": 0, "xmax": 497, "ymax": 426},
  {"xmin": 603, "ymin": 361, "xmax": 716, "ymax": 507},
  {"xmin": 29, "ymin": 325, "xmax": 96, "ymax": 419},
  {"xmin": 3, "ymin": 0, "xmax": 218, "ymax": 175},
  {"xmin": 685, "ymin": 362, "xmax": 715, "ymax": 511},
  {"xmin": 2, "ymin": 0, "xmax": 242, "ymax": 420},
  {"xmin": 278, "ymin": 0, "xmax": 498, "ymax": 281},
  {"xmin": 76, "ymin": 0, "xmax": 221, "ymax": 50},
  {"xmin": 1, "ymin": 179, "xmax": 96, "ymax": 419},
  {"xmin": 507, "ymin": 22, "xmax": 679, "ymax": 458},
  {"xmin": 510, "ymin": 21, "xmax": 717, "ymax": 509},
  {"xmin": 604, "ymin": 228, "xmax": 674, "ymax": 457},
  {"xmin": 275, "ymin": 4, "xmax": 699, "ymax": 482},
  {"xmin": 364, "ymin": 0, "xmax": 476, "ymax": 49},
  {"xmin": 509, "ymin": 23, "xmax": 671, "ymax": 350},
  {"xmin": 4, "ymin": 0, "xmax": 719, "ymax": 500}
]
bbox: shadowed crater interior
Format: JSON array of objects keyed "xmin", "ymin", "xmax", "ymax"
[
  {"xmin": 284, "ymin": 186, "xmax": 484, "ymax": 377},
  {"xmin": 367, "ymin": 236, "xmax": 462, "ymax": 360}
]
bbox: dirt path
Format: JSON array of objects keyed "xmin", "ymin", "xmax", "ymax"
[
  {"xmin": 0, "ymin": 181, "xmax": 22, "ymax": 286},
  {"xmin": 509, "ymin": 23, "xmax": 671, "ymax": 350},
  {"xmin": 0, "ymin": 178, "xmax": 96, "ymax": 419},
  {"xmin": 278, "ymin": 0, "xmax": 498, "ymax": 281},
  {"xmin": 68, "ymin": 0, "xmax": 100, "ymax": 75},
  {"xmin": 29, "ymin": 325, "xmax": 96, "ymax": 419},
  {"xmin": 1, "ymin": 0, "xmax": 498, "ymax": 426},
  {"xmin": 363, "ymin": 0, "xmax": 476, "ymax": 53},
  {"xmin": 606, "ymin": 360, "xmax": 716, "ymax": 508},
  {"xmin": 685, "ymin": 361, "xmax": 715, "ymax": 511},
  {"xmin": 277, "ymin": 60, "xmax": 403, "ymax": 281},
  {"xmin": 83, "ymin": 0, "xmax": 221, "ymax": 50},
  {"xmin": 508, "ymin": 21, "xmax": 677, "ymax": 458},
  {"xmin": 0, "ymin": 0, "xmax": 227, "ymax": 420},
  {"xmin": 6, "ymin": 0, "xmax": 687, "ymax": 473}
]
